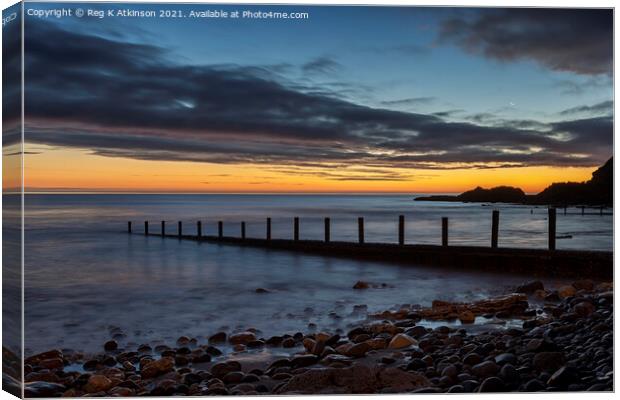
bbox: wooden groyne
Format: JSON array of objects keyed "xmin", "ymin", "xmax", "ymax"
[{"xmin": 127, "ymin": 208, "xmax": 613, "ymax": 280}]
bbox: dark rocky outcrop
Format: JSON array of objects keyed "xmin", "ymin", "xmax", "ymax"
[{"xmin": 415, "ymin": 157, "xmax": 612, "ymax": 206}]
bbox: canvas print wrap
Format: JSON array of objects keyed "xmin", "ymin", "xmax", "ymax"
[{"xmin": 1, "ymin": 2, "xmax": 614, "ymax": 397}]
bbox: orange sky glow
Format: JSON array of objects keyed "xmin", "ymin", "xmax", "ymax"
[{"xmin": 18, "ymin": 144, "xmax": 597, "ymax": 194}]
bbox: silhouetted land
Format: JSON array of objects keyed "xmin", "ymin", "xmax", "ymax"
[{"xmin": 415, "ymin": 158, "xmax": 612, "ymax": 206}]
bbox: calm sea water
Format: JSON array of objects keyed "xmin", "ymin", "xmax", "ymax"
[{"xmin": 22, "ymin": 194, "xmax": 612, "ymax": 355}]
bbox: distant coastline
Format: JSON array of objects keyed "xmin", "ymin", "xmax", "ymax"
[{"xmin": 415, "ymin": 158, "xmax": 613, "ymax": 206}]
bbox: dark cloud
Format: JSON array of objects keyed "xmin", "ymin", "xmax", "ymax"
[
  {"xmin": 559, "ymin": 100, "xmax": 613, "ymax": 117},
  {"xmin": 22, "ymin": 20, "xmax": 612, "ymax": 174},
  {"xmin": 440, "ymin": 9, "xmax": 612, "ymax": 76},
  {"xmin": 381, "ymin": 97, "xmax": 436, "ymax": 107}
]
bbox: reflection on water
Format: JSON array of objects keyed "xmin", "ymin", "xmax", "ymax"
[{"xmin": 24, "ymin": 194, "xmax": 610, "ymax": 354}]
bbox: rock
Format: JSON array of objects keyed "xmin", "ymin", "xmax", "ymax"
[
  {"xmin": 458, "ymin": 311, "xmax": 476, "ymax": 324},
  {"xmin": 441, "ymin": 365, "xmax": 458, "ymax": 380},
  {"xmin": 303, "ymin": 338, "xmax": 316, "ymax": 352},
  {"xmin": 222, "ymin": 371, "xmax": 245, "ymax": 384},
  {"xmin": 573, "ymin": 301, "xmax": 595, "ymax": 317},
  {"xmin": 104, "ymin": 340, "xmax": 118, "ymax": 352},
  {"xmin": 557, "ymin": 285, "xmax": 576, "ymax": 299},
  {"xmin": 255, "ymin": 288, "xmax": 270, "ymax": 293},
  {"xmin": 353, "ymin": 281, "xmax": 370, "ymax": 290},
  {"xmin": 141, "ymin": 357, "xmax": 174, "ymax": 379},
  {"xmin": 406, "ymin": 326, "xmax": 428, "ymax": 338},
  {"xmin": 499, "ymin": 364, "xmax": 519, "ymax": 383},
  {"xmin": 83, "ymin": 375, "xmax": 113, "ymax": 393},
  {"xmin": 377, "ymin": 367, "xmax": 430, "ymax": 392},
  {"xmin": 494, "ymin": 353, "xmax": 517, "ymax": 366},
  {"xmin": 229, "ymin": 331, "xmax": 256, "ymax": 345},
  {"xmin": 208, "ymin": 332, "xmax": 227, "ymax": 343},
  {"xmin": 547, "ymin": 366, "xmax": 578, "ymax": 388},
  {"xmin": 388, "ymin": 333, "xmax": 417, "ymax": 349},
  {"xmin": 516, "ymin": 281, "xmax": 544, "ymax": 294},
  {"xmin": 39, "ymin": 357, "xmax": 64, "ymax": 370},
  {"xmin": 532, "ymin": 352, "xmax": 566, "ymax": 372},
  {"xmin": 572, "ymin": 280, "xmax": 594, "ymax": 291},
  {"xmin": 478, "ymin": 377, "xmax": 506, "ymax": 392},
  {"xmin": 25, "ymin": 350, "xmax": 63, "ymax": 366},
  {"xmin": 291, "ymin": 355, "xmax": 319, "ymax": 369},
  {"xmin": 471, "ymin": 361, "xmax": 500, "ymax": 379},
  {"xmin": 211, "ymin": 361, "xmax": 241, "ymax": 378},
  {"xmin": 176, "ymin": 336, "xmax": 190, "ymax": 346},
  {"xmin": 463, "ymin": 353, "xmax": 483, "ymax": 365},
  {"xmin": 282, "ymin": 337, "xmax": 296, "ymax": 348},
  {"xmin": 346, "ymin": 342, "xmax": 370, "ymax": 358}
]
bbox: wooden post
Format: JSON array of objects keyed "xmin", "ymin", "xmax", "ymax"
[
  {"xmin": 324, "ymin": 217, "xmax": 330, "ymax": 242},
  {"xmin": 358, "ymin": 217, "xmax": 364, "ymax": 244},
  {"xmin": 266, "ymin": 218, "xmax": 271, "ymax": 240},
  {"xmin": 178, "ymin": 221, "xmax": 182, "ymax": 238},
  {"xmin": 563, "ymin": 206, "xmax": 567, "ymax": 215},
  {"xmin": 398, "ymin": 215, "xmax": 405, "ymax": 245},
  {"xmin": 294, "ymin": 217, "xmax": 299, "ymax": 241},
  {"xmin": 581, "ymin": 206, "xmax": 585, "ymax": 216},
  {"xmin": 548, "ymin": 208, "xmax": 556, "ymax": 251},
  {"xmin": 442, "ymin": 217, "xmax": 448, "ymax": 247},
  {"xmin": 128, "ymin": 221, "xmax": 132, "ymax": 234},
  {"xmin": 491, "ymin": 210, "xmax": 499, "ymax": 249},
  {"xmin": 600, "ymin": 206, "xmax": 604, "ymax": 216},
  {"xmin": 218, "ymin": 221, "xmax": 223, "ymax": 238},
  {"xmin": 144, "ymin": 221, "xmax": 149, "ymax": 236},
  {"xmin": 161, "ymin": 221, "xmax": 165, "ymax": 236},
  {"xmin": 197, "ymin": 221, "xmax": 202, "ymax": 238},
  {"xmin": 241, "ymin": 222, "xmax": 246, "ymax": 239}
]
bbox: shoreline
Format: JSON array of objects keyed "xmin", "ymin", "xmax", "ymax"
[{"xmin": 10, "ymin": 279, "xmax": 613, "ymax": 396}]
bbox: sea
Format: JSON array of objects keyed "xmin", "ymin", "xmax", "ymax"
[{"xmin": 13, "ymin": 194, "xmax": 612, "ymax": 355}]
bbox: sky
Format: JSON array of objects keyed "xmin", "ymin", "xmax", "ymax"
[{"xmin": 7, "ymin": 3, "xmax": 614, "ymax": 193}]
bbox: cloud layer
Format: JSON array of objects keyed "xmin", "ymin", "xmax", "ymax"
[
  {"xmin": 22, "ymin": 18, "xmax": 612, "ymax": 178},
  {"xmin": 440, "ymin": 9, "xmax": 613, "ymax": 76}
]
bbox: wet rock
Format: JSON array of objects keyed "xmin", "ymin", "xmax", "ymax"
[
  {"xmin": 208, "ymin": 332, "xmax": 227, "ymax": 343},
  {"xmin": 463, "ymin": 353, "xmax": 483, "ymax": 365},
  {"xmin": 39, "ymin": 357, "xmax": 64, "ymax": 370},
  {"xmin": 83, "ymin": 375, "xmax": 113, "ymax": 393},
  {"xmin": 388, "ymin": 333, "xmax": 417, "ymax": 349},
  {"xmin": 547, "ymin": 366, "xmax": 578, "ymax": 388},
  {"xmin": 255, "ymin": 288, "xmax": 270, "ymax": 293},
  {"xmin": 141, "ymin": 357, "xmax": 174, "ymax": 379},
  {"xmin": 458, "ymin": 310, "xmax": 476, "ymax": 324},
  {"xmin": 494, "ymin": 353, "xmax": 517, "ymax": 366},
  {"xmin": 104, "ymin": 340, "xmax": 118, "ymax": 352},
  {"xmin": 557, "ymin": 285, "xmax": 576, "ymax": 299},
  {"xmin": 447, "ymin": 384, "xmax": 465, "ymax": 393},
  {"xmin": 346, "ymin": 342, "xmax": 370, "ymax": 358},
  {"xmin": 572, "ymin": 280, "xmax": 594, "ymax": 291},
  {"xmin": 291, "ymin": 355, "xmax": 319, "ymax": 369},
  {"xmin": 499, "ymin": 364, "xmax": 519, "ymax": 384},
  {"xmin": 222, "ymin": 371, "xmax": 245, "ymax": 384},
  {"xmin": 282, "ymin": 337, "xmax": 296, "ymax": 348},
  {"xmin": 532, "ymin": 352, "xmax": 565, "ymax": 372},
  {"xmin": 211, "ymin": 361, "xmax": 241, "ymax": 378},
  {"xmin": 377, "ymin": 367, "xmax": 430, "ymax": 392},
  {"xmin": 573, "ymin": 302, "xmax": 595, "ymax": 317},
  {"xmin": 353, "ymin": 281, "xmax": 370, "ymax": 290},
  {"xmin": 478, "ymin": 377, "xmax": 506, "ymax": 392},
  {"xmin": 229, "ymin": 331, "xmax": 256, "ymax": 345},
  {"xmin": 471, "ymin": 361, "xmax": 500, "ymax": 380}
]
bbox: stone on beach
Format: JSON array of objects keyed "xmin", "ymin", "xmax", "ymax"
[
  {"xmin": 229, "ymin": 331, "xmax": 257, "ymax": 345},
  {"xmin": 388, "ymin": 333, "xmax": 417, "ymax": 349},
  {"xmin": 140, "ymin": 357, "xmax": 174, "ymax": 379}
]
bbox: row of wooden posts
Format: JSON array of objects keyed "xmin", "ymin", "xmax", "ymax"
[{"xmin": 128, "ymin": 208, "xmax": 563, "ymax": 250}]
